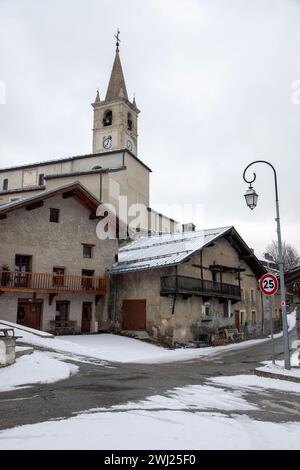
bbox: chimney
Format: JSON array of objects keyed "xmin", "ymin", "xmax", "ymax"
[{"xmin": 182, "ymin": 223, "xmax": 196, "ymax": 233}]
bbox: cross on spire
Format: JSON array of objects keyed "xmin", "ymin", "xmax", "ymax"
[{"xmin": 115, "ymin": 28, "xmax": 121, "ymax": 52}]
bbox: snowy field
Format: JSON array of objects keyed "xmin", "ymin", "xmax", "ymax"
[
  {"xmin": 0, "ymin": 310, "xmax": 295, "ymax": 364},
  {"xmin": 0, "ymin": 379, "xmax": 299, "ymax": 450},
  {"xmin": 0, "ymin": 351, "xmax": 78, "ymax": 392}
]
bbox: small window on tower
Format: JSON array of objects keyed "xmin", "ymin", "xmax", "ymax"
[
  {"xmin": 127, "ymin": 113, "xmax": 133, "ymax": 131},
  {"xmin": 103, "ymin": 110, "xmax": 112, "ymax": 127}
]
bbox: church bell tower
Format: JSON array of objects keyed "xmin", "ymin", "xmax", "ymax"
[{"xmin": 92, "ymin": 31, "xmax": 140, "ymax": 156}]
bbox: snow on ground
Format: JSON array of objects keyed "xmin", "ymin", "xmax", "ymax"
[
  {"xmin": 1, "ymin": 310, "xmax": 296, "ymax": 365},
  {"xmin": 92, "ymin": 384, "xmax": 258, "ymax": 412},
  {"xmin": 209, "ymin": 373, "xmax": 300, "ymax": 393},
  {"xmin": 288, "ymin": 311, "xmax": 297, "ymax": 331},
  {"xmin": 256, "ymin": 362, "xmax": 300, "ymax": 380},
  {"xmin": 0, "ymin": 351, "xmax": 78, "ymax": 393},
  {"xmin": 0, "ymin": 320, "xmax": 53, "ymax": 338},
  {"xmin": 271, "ymin": 310, "xmax": 297, "ymax": 339},
  {"xmin": 0, "ymin": 383, "xmax": 298, "ymax": 449},
  {"xmin": 11, "ymin": 327, "xmax": 283, "ymax": 364},
  {"xmin": 291, "ymin": 348, "xmax": 299, "ymax": 367}
]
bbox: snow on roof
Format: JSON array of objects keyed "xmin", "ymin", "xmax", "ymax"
[{"xmin": 110, "ymin": 226, "xmax": 232, "ymax": 274}]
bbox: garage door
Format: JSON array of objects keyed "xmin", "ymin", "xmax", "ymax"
[{"xmin": 122, "ymin": 299, "xmax": 146, "ymax": 331}]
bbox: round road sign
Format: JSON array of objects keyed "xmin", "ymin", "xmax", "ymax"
[{"xmin": 259, "ymin": 273, "xmax": 279, "ymax": 296}]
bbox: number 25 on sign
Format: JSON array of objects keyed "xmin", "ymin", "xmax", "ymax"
[{"xmin": 259, "ymin": 273, "xmax": 279, "ymax": 296}]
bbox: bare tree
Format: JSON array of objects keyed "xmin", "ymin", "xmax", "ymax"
[{"xmin": 265, "ymin": 241, "xmax": 300, "ymax": 272}]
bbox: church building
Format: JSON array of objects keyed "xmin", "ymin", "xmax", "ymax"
[{"xmin": 0, "ymin": 35, "xmax": 176, "ymax": 234}]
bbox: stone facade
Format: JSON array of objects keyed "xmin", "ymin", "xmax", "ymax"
[
  {"xmin": 108, "ymin": 236, "xmax": 267, "ymax": 346},
  {"xmin": 0, "ymin": 190, "xmax": 118, "ymax": 332}
]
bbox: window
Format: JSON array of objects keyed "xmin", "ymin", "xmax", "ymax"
[
  {"xmin": 240, "ymin": 311, "xmax": 245, "ymax": 325},
  {"xmin": 127, "ymin": 112, "xmax": 133, "ymax": 131},
  {"xmin": 82, "ymin": 244, "xmax": 94, "ymax": 259},
  {"xmin": 39, "ymin": 174, "xmax": 45, "ymax": 186},
  {"xmin": 251, "ymin": 310, "xmax": 256, "ymax": 324},
  {"xmin": 103, "ymin": 110, "xmax": 112, "ymax": 126},
  {"xmin": 49, "ymin": 208, "xmax": 60, "ymax": 223},
  {"xmin": 241, "ymin": 287, "xmax": 245, "ymax": 301},
  {"xmin": 205, "ymin": 305, "xmax": 210, "ymax": 317},
  {"xmin": 82, "ymin": 269, "xmax": 95, "ymax": 290},
  {"xmin": 53, "ymin": 267, "xmax": 65, "ymax": 286},
  {"xmin": 3, "ymin": 179, "xmax": 8, "ymax": 191},
  {"xmin": 55, "ymin": 301, "xmax": 70, "ymax": 323},
  {"xmin": 250, "ymin": 288, "xmax": 255, "ymax": 303}
]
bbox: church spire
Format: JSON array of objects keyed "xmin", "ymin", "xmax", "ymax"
[{"xmin": 105, "ymin": 30, "xmax": 128, "ymax": 101}]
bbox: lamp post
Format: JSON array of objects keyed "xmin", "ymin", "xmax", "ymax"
[{"xmin": 243, "ymin": 160, "xmax": 291, "ymax": 370}]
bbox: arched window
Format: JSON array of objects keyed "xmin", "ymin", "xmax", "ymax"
[
  {"xmin": 103, "ymin": 110, "xmax": 112, "ymax": 127},
  {"xmin": 127, "ymin": 112, "xmax": 133, "ymax": 131}
]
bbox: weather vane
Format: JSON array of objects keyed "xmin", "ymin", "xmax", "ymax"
[{"xmin": 115, "ymin": 28, "xmax": 121, "ymax": 52}]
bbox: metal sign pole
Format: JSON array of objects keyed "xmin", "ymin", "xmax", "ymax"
[{"xmin": 269, "ymin": 295, "xmax": 275, "ymax": 365}]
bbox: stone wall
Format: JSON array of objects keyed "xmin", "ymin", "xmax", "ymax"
[
  {"xmin": 0, "ymin": 194, "xmax": 118, "ymax": 331},
  {"xmin": 110, "ymin": 237, "xmax": 265, "ymax": 345}
]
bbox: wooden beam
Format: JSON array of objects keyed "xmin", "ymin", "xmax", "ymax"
[
  {"xmin": 26, "ymin": 201, "xmax": 44, "ymax": 211},
  {"xmin": 62, "ymin": 190, "xmax": 77, "ymax": 199},
  {"xmin": 0, "ymin": 214, "xmax": 7, "ymax": 220}
]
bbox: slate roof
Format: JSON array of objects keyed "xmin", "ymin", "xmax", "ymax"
[{"xmin": 110, "ymin": 227, "xmax": 232, "ymax": 274}]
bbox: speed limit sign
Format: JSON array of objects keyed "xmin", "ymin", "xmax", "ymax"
[{"xmin": 259, "ymin": 273, "xmax": 279, "ymax": 296}]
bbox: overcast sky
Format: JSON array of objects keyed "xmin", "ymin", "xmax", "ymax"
[{"xmin": 0, "ymin": 0, "xmax": 299, "ymax": 256}]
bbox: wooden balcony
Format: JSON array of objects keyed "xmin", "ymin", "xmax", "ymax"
[
  {"xmin": 0, "ymin": 271, "xmax": 106, "ymax": 296},
  {"xmin": 161, "ymin": 275, "xmax": 241, "ymax": 302}
]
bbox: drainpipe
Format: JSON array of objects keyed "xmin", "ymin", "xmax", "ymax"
[{"xmin": 172, "ymin": 265, "xmax": 178, "ymax": 315}]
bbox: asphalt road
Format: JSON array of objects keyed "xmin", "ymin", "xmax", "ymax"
[{"xmin": 0, "ymin": 332, "xmax": 299, "ymax": 431}]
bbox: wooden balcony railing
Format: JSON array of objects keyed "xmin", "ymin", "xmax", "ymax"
[
  {"xmin": 0, "ymin": 271, "xmax": 106, "ymax": 295},
  {"xmin": 161, "ymin": 275, "xmax": 241, "ymax": 301}
]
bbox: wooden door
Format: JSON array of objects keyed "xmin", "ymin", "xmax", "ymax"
[
  {"xmin": 82, "ymin": 302, "xmax": 92, "ymax": 333},
  {"xmin": 122, "ymin": 299, "xmax": 146, "ymax": 331},
  {"xmin": 17, "ymin": 301, "xmax": 42, "ymax": 330},
  {"xmin": 234, "ymin": 310, "xmax": 240, "ymax": 329}
]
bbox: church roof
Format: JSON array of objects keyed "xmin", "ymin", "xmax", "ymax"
[{"xmin": 105, "ymin": 51, "xmax": 128, "ymax": 101}]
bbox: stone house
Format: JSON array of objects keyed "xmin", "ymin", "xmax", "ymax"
[
  {"xmin": 0, "ymin": 182, "xmax": 118, "ymax": 333},
  {"xmin": 108, "ymin": 226, "xmax": 266, "ymax": 346}
]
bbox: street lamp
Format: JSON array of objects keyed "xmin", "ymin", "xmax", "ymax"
[
  {"xmin": 244, "ymin": 185, "xmax": 259, "ymax": 210},
  {"xmin": 243, "ymin": 160, "xmax": 291, "ymax": 370}
]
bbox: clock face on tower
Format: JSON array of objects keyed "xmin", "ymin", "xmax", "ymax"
[
  {"xmin": 126, "ymin": 139, "xmax": 133, "ymax": 152},
  {"xmin": 103, "ymin": 136, "xmax": 112, "ymax": 149}
]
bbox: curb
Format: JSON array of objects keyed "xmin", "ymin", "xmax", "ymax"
[
  {"xmin": 15, "ymin": 347, "xmax": 34, "ymax": 358},
  {"xmin": 255, "ymin": 369, "xmax": 300, "ymax": 384}
]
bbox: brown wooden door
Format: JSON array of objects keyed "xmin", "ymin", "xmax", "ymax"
[
  {"xmin": 122, "ymin": 299, "xmax": 146, "ymax": 331},
  {"xmin": 17, "ymin": 301, "xmax": 42, "ymax": 330},
  {"xmin": 235, "ymin": 310, "xmax": 240, "ymax": 329},
  {"xmin": 82, "ymin": 302, "xmax": 92, "ymax": 333}
]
